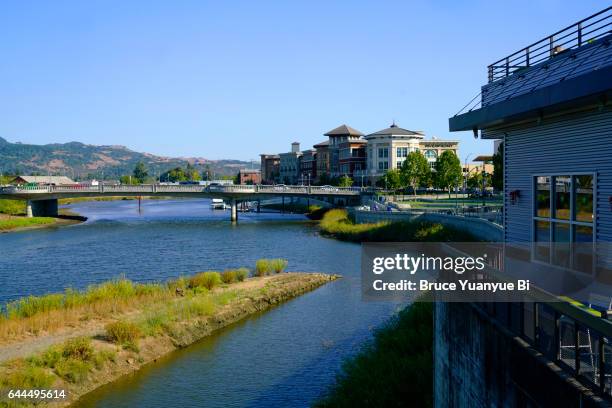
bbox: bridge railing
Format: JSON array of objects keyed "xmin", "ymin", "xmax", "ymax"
[{"xmin": 0, "ymin": 184, "xmax": 374, "ymax": 196}]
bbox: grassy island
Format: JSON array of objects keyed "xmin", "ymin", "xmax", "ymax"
[{"xmin": 0, "ymin": 263, "xmax": 338, "ymax": 407}]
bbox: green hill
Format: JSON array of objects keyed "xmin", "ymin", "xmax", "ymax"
[{"xmin": 0, "ymin": 137, "xmax": 252, "ymax": 180}]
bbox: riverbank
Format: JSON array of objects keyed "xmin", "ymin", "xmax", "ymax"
[
  {"xmin": 0, "ymin": 271, "xmax": 339, "ymax": 407},
  {"xmin": 0, "ymin": 214, "xmax": 86, "ymax": 233},
  {"xmin": 316, "ymin": 301, "xmax": 433, "ymax": 408},
  {"xmin": 318, "ymin": 209, "xmax": 478, "ymax": 242}
]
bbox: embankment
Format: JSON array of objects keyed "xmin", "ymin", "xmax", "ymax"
[{"xmin": 0, "ymin": 272, "xmax": 338, "ymax": 407}]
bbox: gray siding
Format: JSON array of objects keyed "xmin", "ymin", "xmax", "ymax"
[{"xmin": 483, "ymin": 106, "xmax": 612, "ymax": 243}]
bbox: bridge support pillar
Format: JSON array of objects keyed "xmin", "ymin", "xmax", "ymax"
[
  {"xmin": 30, "ymin": 199, "xmax": 59, "ymax": 217},
  {"xmin": 26, "ymin": 200, "xmax": 33, "ymax": 218},
  {"xmin": 230, "ymin": 198, "xmax": 237, "ymax": 222}
]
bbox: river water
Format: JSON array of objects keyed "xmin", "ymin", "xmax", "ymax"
[{"xmin": 0, "ymin": 199, "xmax": 400, "ymax": 407}]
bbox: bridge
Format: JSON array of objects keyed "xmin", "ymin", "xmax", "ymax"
[{"xmin": 0, "ymin": 184, "xmax": 374, "ymax": 221}]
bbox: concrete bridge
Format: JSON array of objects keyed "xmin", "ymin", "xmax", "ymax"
[{"xmin": 0, "ymin": 184, "xmax": 374, "ymax": 221}]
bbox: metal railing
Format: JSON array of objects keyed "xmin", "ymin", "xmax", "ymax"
[
  {"xmin": 0, "ymin": 184, "xmax": 373, "ymax": 196},
  {"xmin": 487, "ymin": 7, "xmax": 612, "ymax": 82}
]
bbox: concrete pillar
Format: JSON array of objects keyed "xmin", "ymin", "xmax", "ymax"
[
  {"xmin": 26, "ymin": 200, "xmax": 33, "ymax": 218},
  {"xmin": 230, "ymin": 198, "xmax": 237, "ymax": 222}
]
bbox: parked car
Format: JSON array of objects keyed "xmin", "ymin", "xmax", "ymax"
[
  {"xmin": 273, "ymin": 184, "xmax": 288, "ymax": 191},
  {"xmin": 320, "ymin": 185, "xmax": 338, "ymax": 192}
]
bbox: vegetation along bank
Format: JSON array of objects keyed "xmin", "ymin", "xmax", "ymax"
[{"xmin": 0, "ymin": 260, "xmax": 339, "ymax": 407}]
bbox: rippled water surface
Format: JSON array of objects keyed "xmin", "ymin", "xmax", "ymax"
[{"xmin": 0, "ymin": 199, "xmax": 400, "ymax": 407}]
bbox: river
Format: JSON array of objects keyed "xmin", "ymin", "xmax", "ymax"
[{"xmin": 0, "ymin": 199, "xmax": 400, "ymax": 407}]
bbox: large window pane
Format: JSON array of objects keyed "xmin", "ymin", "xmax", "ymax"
[
  {"xmin": 553, "ymin": 223, "xmax": 571, "ymax": 268},
  {"xmin": 554, "ymin": 175, "xmax": 571, "ymax": 220},
  {"xmin": 573, "ymin": 225, "xmax": 594, "ymax": 273},
  {"xmin": 575, "ymin": 175, "xmax": 593, "ymax": 223},
  {"xmin": 536, "ymin": 176, "xmax": 551, "ymax": 217},
  {"xmin": 535, "ymin": 220, "xmax": 550, "ymax": 261}
]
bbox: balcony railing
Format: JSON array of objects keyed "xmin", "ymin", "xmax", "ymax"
[{"xmin": 487, "ymin": 7, "xmax": 612, "ymax": 82}]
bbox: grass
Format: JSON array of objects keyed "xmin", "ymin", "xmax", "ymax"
[
  {"xmin": 188, "ymin": 271, "xmax": 222, "ymax": 290},
  {"xmin": 105, "ymin": 321, "xmax": 142, "ymax": 346},
  {"xmin": 0, "ymin": 199, "xmax": 26, "ymax": 215},
  {"xmin": 316, "ymin": 302, "xmax": 434, "ymax": 408},
  {"xmin": 254, "ymin": 259, "xmax": 289, "ymax": 276},
  {"xmin": 0, "ymin": 261, "xmax": 272, "ymax": 342},
  {"xmin": 318, "ymin": 209, "xmax": 478, "ymax": 242},
  {"xmin": 0, "ymin": 216, "xmax": 56, "ymax": 231},
  {"xmin": 22, "ymin": 336, "xmax": 116, "ymax": 385}
]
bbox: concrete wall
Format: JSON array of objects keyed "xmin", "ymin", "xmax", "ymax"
[
  {"xmin": 434, "ymin": 302, "xmax": 607, "ymax": 408},
  {"xmin": 351, "ymin": 210, "xmax": 503, "ymax": 241}
]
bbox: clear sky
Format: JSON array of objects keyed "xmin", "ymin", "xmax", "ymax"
[{"xmin": 0, "ymin": 0, "xmax": 608, "ymax": 162}]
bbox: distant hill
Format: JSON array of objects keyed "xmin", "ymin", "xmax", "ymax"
[{"xmin": 0, "ymin": 137, "xmax": 255, "ymax": 179}]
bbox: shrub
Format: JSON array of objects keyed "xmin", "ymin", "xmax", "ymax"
[
  {"xmin": 1, "ymin": 366, "xmax": 55, "ymax": 388},
  {"xmin": 254, "ymin": 259, "xmax": 272, "ymax": 277},
  {"xmin": 269, "ymin": 259, "xmax": 288, "ymax": 274},
  {"xmin": 234, "ymin": 267, "xmax": 249, "ymax": 282},
  {"xmin": 105, "ymin": 321, "xmax": 141, "ymax": 344},
  {"xmin": 188, "ymin": 271, "xmax": 222, "ymax": 290},
  {"xmin": 221, "ymin": 270, "xmax": 237, "ymax": 284},
  {"xmin": 54, "ymin": 358, "xmax": 91, "ymax": 383},
  {"xmin": 62, "ymin": 337, "xmax": 94, "ymax": 361}
]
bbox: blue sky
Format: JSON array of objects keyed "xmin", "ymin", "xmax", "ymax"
[{"xmin": 0, "ymin": 0, "xmax": 608, "ymax": 162}]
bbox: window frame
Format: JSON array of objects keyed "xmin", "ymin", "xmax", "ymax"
[{"xmin": 531, "ymin": 172, "xmax": 596, "ymax": 270}]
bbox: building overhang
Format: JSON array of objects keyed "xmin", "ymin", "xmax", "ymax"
[{"xmin": 448, "ymin": 65, "xmax": 612, "ymax": 133}]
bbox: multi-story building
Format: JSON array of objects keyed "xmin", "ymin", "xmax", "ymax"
[
  {"xmin": 365, "ymin": 122, "xmax": 458, "ymax": 183},
  {"xmin": 259, "ymin": 154, "xmax": 280, "ymax": 184},
  {"xmin": 313, "ymin": 140, "xmax": 330, "ymax": 183},
  {"xmin": 238, "ymin": 169, "xmax": 261, "ymax": 185},
  {"xmin": 278, "ymin": 142, "xmax": 302, "ymax": 184},
  {"xmin": 339, "ymin": 138, "xmax": 366, "ymax": 180},
  {"xmin": 419, "ymin": 138, "xmax": 459, "ymax": 170},
  {"xmin": 299, "ymin": 149, "xmax": 317, "ymax": 184},
  {"xmin": 323, "ymin": 124, "xmax": 365, "ymax": 178}
]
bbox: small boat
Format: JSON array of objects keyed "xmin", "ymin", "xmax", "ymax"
[{"xmin": 210, "ymin": 198, "xmax": 228, "ymax": 210}]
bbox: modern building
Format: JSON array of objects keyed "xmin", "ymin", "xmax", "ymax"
[
  {"xmin": 238, "ymin": 169, "xmax": 261, "ymax": 185},
  {"xmin": 299, "ymin": 149, "xmax": 317, "ymax": 184},
  {"xmin": 259, "ymin": 154, "xmax": 280, "ymax": 184},
  {"xmin": 339, "ymin": 138, "xmax": 366, "ymax": 181},
  {"xmin": 323, "ymin": 124, "xmax": 365, "ymax": 178},
  {"xmin": 365, "ymin": 122, "xmax": 458, "ymax": 182},
  {"xmin": 279, "ymin": 142, "xmax": 302, "ymax": 184},
  {"xmin": 313, "ymin": 140, "xmax": 330, "ymax": 183},
  {"xmin": 11, "ymin": 175, "xmax": 75, "ymax": 186},
  {"xmin": 445, "ymin": 7, "xmax": 612, "ymax": 406}
]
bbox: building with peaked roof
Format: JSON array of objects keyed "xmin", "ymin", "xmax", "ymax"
[
  {"xmin": 323, "ymin": 124, "xmax": 365, "ymax": 178},
  {"xmin": 11, "ymin": 175, "xmax": 75, "ymax": 186},
  {"xmin": 365, "ymin": 122, "xmax": 458, "ymax": 182},
  {"xmin": 313, "ymin": 140, "xmax": 330, "ymax": 183}
]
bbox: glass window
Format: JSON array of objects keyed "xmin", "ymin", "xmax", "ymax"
[
  {"xmin": 424, "ymin": 150, "xmax": 437, "ymax": 159},
  {"xmin": 535, "ymin": 220, "xmax": 550, "ymax": 261},
  {"xmin": 536, "ymin": 176, "xmax": 550, "ymax": 218},
  {"xmin": 378, "ymin": 162, "xmax": 384, "ymax": 170},
  {"xmin": 553, "ymin": 223, "xmax": 571, "ymax": 268},
  {"xmin": 397, "ymin": 161, "xmax": 403, "ymax": 169},
  {"xmin": 554, "ymin": 176, "xmax": 571, "ymax": 220},
  {"xmin": 575, "ymin": 175, "xmax": 593, "ymax": 223}
]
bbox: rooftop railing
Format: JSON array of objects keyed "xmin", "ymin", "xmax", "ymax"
[{"xmin": 487, "ymin": 7, "xmax": 612, "ymax": 82}]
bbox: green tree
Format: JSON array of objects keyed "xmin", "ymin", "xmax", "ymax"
[
  {"xmin": 338, "ymin": 175, "xmax": 354, "ymax": 187},
  {"xmin": 377, "ymin": 169, "xmax": 402, "ymax": 190},
  {"xmin": 492, "ymin": 142, "xmax": 503, "ymax": 191},
  {"xmin": 132, "ymin": 162, "xmax": 148, "ymax": 183},
  {"xmin": 400, "ymin": 151, "xmax": 430, "ymax": 196},
  {"xmin": 434, "ymin": 151, "xmax": 462, "ymax": 197}
]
